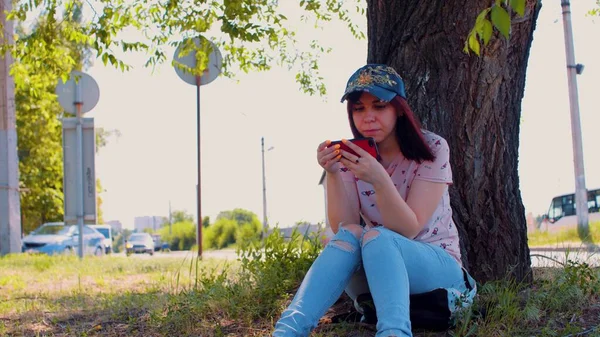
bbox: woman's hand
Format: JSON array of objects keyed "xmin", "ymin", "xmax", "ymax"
[
  {"xmin": 317, "ymin": 140, "xmax": 342, "ymax": 174},
  {"xmin": 339, "ymin": 139, "xmax": 387, "ymax": 185}
]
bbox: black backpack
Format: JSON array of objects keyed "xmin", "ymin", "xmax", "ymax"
[{"xmin": 334, "ymin": 269, "xmax": 476, "ymax": 331}]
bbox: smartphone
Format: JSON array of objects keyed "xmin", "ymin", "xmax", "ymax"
[{"xmin": 328, "ymin": 137, "xmax": 381, "ymax": 161}]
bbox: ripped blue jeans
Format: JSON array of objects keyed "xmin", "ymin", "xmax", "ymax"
[{"xmin": 272, "ymin": 224, "xmax": 469, "ymax": 337}]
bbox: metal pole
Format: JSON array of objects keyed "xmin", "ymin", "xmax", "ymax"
[
  {"xmin": 195, "ymin": 76, "xmax": 202, "ymax": 258},
  {"xmin": 0, "ymin": 0, "xmax": 22, "ymax": 255},
  {"xmin": 561, "ymin": 0, "xmax": 589, "ymax": 233},
  {"xmin": 75, "ymin": 82, "xmax": 84, "ymax": 258},
  {"xmin": 261, "ymin": 137, "xmax": 268, "ymax": 235},
  {"xmin": 169, "ymin": 200, "xmax": 172, "ymax": 235}
]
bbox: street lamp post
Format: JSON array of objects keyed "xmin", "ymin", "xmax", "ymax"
[
  {"xmin": 560, "ymin": 0, "xmax": 588, "ymax": 235},
  {"xmin": 261, "ymin": 137, "xmax": 274, "ymax": 235}
]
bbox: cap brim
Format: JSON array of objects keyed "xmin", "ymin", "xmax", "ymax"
[{"xmin": 340, "ymin": 87, "xmax": 397, "ymax": 103}]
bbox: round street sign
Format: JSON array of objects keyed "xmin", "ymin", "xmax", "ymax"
[
  {"xmin": 55, "ymin": 71, "xmax": 100, "ymax": 114},
  {"xmin": 173, "ymin": 36, "xmax": 222, "ymax": 86}
]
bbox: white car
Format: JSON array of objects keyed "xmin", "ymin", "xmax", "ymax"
[
  {"xmin": 90, "ymin": 224, "xmax": 114, "ymax": 254},
  {"xmin": 126, "ymin": 233, "xmax": 155, "ymax": 255},
  {"xmin": 22, "ymin": 222, "xmax": 105, "ymax": 256}
]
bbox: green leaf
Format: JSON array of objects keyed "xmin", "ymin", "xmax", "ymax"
[
  {"xmin": 510, "ymin": 0, "xmax": 526, "ymax": 16},
  {"xmin": 468, "ymin": 33, "xmax": 481, "ymax": 56},
  {"xmin": 491, "ymin": 5, "xmax": 511, "ymax": 39},
  {"xmin": 475, "ymin": 8, "xmax": 491, "ymax": 24},
  {"xmin": 482, "ymin": 19, "xmax": 493, "ymax": 45}
]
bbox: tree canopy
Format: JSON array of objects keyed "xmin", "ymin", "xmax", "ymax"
[
  {"xmin": 3, "ymin": 0, "xmax": 562, "ymax": 93},
  {"xmin": 2, "ymin": 0, "xmax": 369, "ymax": 96}
]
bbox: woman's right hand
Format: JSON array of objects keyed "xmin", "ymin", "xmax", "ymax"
[{"xmin": 317, "ymin": 140, "xmax": 342, "ymax": 174}]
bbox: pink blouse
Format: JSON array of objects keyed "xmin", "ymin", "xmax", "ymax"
[{"xmin": 339, "ymin": 131, "xmax": 462, "ymax": 265}]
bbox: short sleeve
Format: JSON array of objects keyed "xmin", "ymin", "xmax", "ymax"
[{"xmin": 414, "ymin": 136, "xmax": 452, "ymax": 184}]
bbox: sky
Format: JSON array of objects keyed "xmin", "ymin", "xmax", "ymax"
[{"xmin": 82, "ymin": 1, "xmax": 600, "ymax": 229}]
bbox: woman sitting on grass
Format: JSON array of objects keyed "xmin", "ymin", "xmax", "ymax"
[{"xmin": 272, "ymin": 64, "xmax": 477, "ymax": 337}]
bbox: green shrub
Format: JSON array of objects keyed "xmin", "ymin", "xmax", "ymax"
[
  {"xmin": 203, "ymin": 210, "xmax": 264, "ymax": 249},
  {"xmin": 156, "ymin": 228, "xmax": 323, "ymax": 334},
  {"xmin": 203, "ymin": 218, "xmax": 238, "ymax": 249},
  {"xmin": 158, "ymin": 221, "xmax": 196, "ymax": 251},
  {"xmin": 234, "ymin": 228, "xmax": 323, "ymax": 318},
  {"xmin": 235, "ymin": 221, "xmax": 262, "ymax": 249}
]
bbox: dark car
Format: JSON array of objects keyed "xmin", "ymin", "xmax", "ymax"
[
  {"xmin": 22, "ymin": 222, "xmax": 106, "ymax": 256},
  {"xmin": 125, "ymin": 233, "xmax": 155, "ymax": 256}
]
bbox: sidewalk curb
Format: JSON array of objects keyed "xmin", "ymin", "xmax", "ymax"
[{"xmin": 529, "ymin": 245, "xmax": 600, "ymax": 252}]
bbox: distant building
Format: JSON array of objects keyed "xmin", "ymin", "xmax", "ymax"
[
  {"xmin": 281, "ymin": 223, "xmax": 322, "ymax": 238},
  {"xmin": 105, "ymin": 220, "xmax": 123, "ymax": 233},
  {"xmin": 134, "ymin": 216, "xmax": 166, "ymax": 232}
]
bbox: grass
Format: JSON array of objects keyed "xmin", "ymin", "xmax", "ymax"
[
  {"xmin": 528, "ymin": 222, "xmax": 600, "ymax": 247},
  {"xmin": 1, "ymin": 230, "xmax": 599, "ymax": 337}
]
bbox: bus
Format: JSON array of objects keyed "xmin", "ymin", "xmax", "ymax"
[{"xmin": 541, "ymin": 188, "xmax": 600, "ymax": 232}]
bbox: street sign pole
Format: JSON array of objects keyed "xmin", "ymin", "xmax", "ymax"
[
  {"xmin": 173, "ymin": 36, "xmax": 222, "ymax": 259},
  {"xmin": 56, "ymin": 71, "xmax": 100, "ymax": 258},
  {"xmin": 75, "ymin": 83, "xmax": 85, "ymax": 258},
  {"xmin": 196, "ymin": 75, "xmax": 202, "ymax": 257}
]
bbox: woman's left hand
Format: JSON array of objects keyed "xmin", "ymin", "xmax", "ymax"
[{"xmin": 339, "ymin": 139, "xmax": 388, "ymax": 186}]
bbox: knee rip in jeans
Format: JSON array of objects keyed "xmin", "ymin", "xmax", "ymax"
[
  {"xmin": 330, "ymin": 224, "xmax": 362, "ymax": 252},
  {"xmin": 341, "ymin": 223, "xmax": 363, "ymax": 238},
  {"xmin": 361, "ymin": 228, "xmax": 381, "ymax": 247},
  {"xmin": 330, "ymin": 240, "xmax": 356, "ymax": 252}
]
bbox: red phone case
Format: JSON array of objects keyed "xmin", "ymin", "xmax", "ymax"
[{"xmin": 329, "ymin": 137, "xmax": 381, "ymax": 161}]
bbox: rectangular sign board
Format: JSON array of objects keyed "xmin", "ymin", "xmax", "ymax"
[{"xmin": 62, "ymin": 118, "xmax": 97, "ymax": 224}]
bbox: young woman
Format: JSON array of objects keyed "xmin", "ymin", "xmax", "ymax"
[{"xmin": 272, "ymin": 64, "xmax": 476, "ymax": 337}]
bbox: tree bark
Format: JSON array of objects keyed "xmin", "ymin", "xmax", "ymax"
[{"xmin": 366, "ymin": 0, "xmax": 541, "ymax": 283}]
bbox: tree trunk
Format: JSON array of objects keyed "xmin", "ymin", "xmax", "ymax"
[{"xmin": 366, "ymin": 0, "xmax": 540, "ymax": 283}]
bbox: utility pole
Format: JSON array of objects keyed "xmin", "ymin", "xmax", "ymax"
[
  {"xmin": 261, "ymin": 137, "xmax": 274, "ymax": 237},
  {"xmin": 168, "ymin": 200, "xmax": 172, "ymax": 235},
  {"xmin": 261, "ymin": 137, "xmax": 267, "ymax": 234},
  {"xmin": 561, "ymin": 0, "xmax": 589, "ymax": 234},
  {"xmin": 0, "ymin": 0, "xmax": 22, "ymax": 255}
]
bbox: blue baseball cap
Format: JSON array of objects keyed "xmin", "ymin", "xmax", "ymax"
[{"xmin": 340, "ymin": 64, "xmax": 406, "ymax": 102}]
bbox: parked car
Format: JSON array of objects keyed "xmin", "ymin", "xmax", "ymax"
[
  {"xmin": 90, "ymin": 224, "xmax": 114, "ymax": 254},
  {"xmin": 22, "ymin": 222, "xmax": 106, "ymax": 256},
  {"xmin": 125, "ymin": 233, "xmax": 155, "ymax": 256},
  {"xmin": 151, "ymin": 234, "xmax": 162, "ymax": 252}
]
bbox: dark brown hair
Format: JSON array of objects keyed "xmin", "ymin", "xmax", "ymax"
[{"xmin": 346, "ymin": 93, "xmax": 435, "ymax": 163}]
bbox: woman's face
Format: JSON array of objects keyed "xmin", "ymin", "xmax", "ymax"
[{"xmin": 351, "ymin": 92, "xmax": 399, "ymax": 144}]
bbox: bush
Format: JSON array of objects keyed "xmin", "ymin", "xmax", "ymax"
[
  {"xmin": 235, "ymin": 220, "xmax": 263, "ymax": 249},
  {"xmin": 156, "ymin": 228, "xmax": 323, "ymax": 333},
  {"xmin": 235, "ymin": 228, "xmax": 324, "ymax": 318},
  {"xmin": 203, "ymin": 218, "xmax": 238, "ymax": 249},
  {"xmin": 203, "ymin": 209, "xmax": 263, "ymax": 249},
  {"xmin": 158, "ymin": 221, "xmax": 196, "ymax": 251}
]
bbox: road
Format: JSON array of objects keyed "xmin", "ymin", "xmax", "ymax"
[
  {"xmin": 112, "ymin": 249, "xmax": 239, "ymax": 260},
  {"xmin": 529, "ymin": 247, "xmax": 600, "ymax": 267},
  {"xmin": 119, "ymin": 248, "xmax": 600, "ymax": 268}
]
